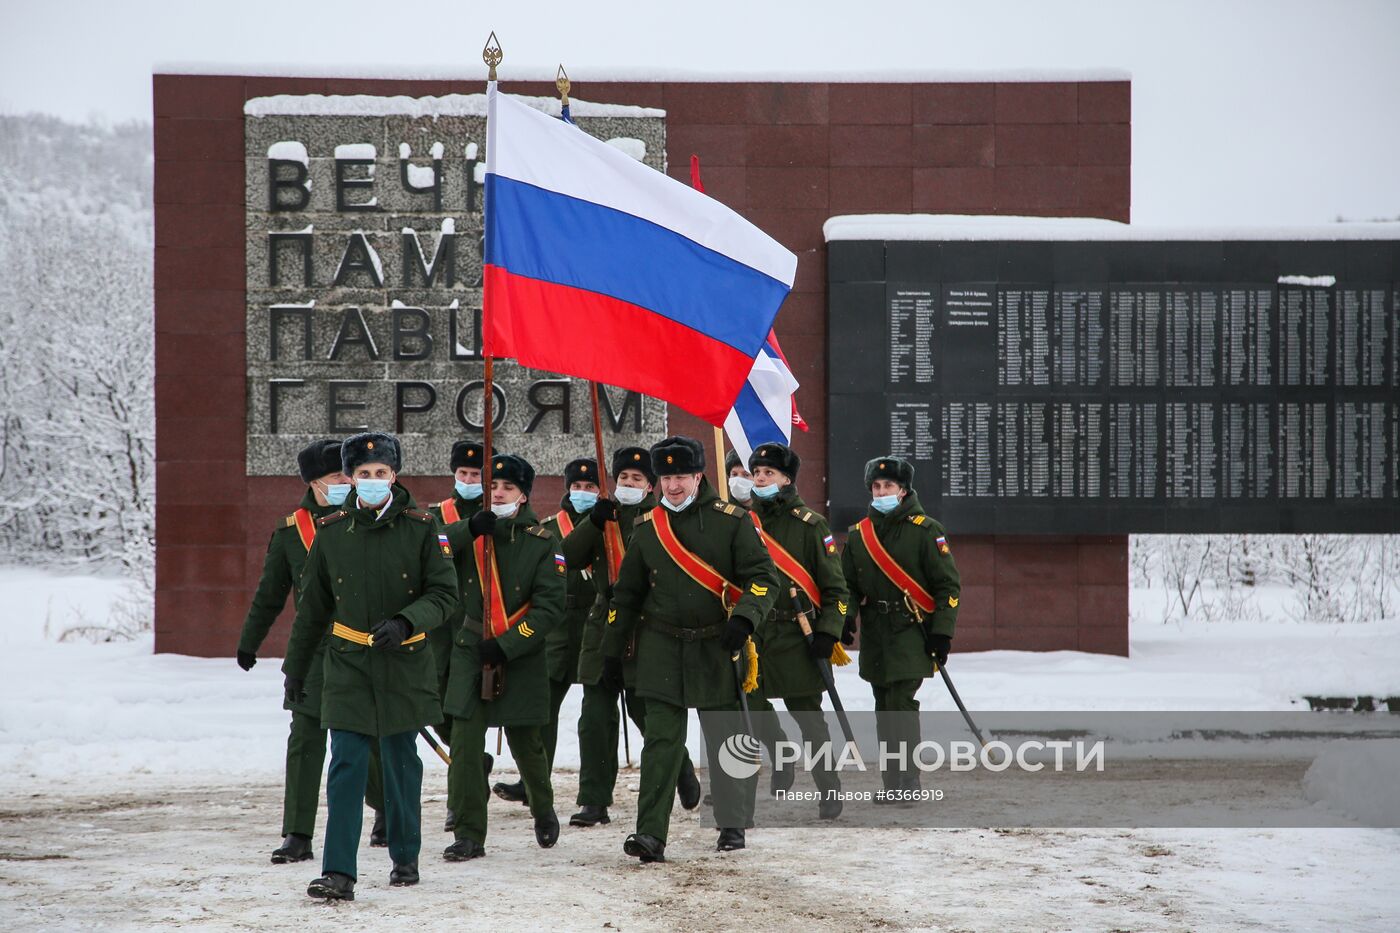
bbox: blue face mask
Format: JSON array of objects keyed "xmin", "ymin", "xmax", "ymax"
[
  {"xmin": 569, "ymin": 490, "xmax": 599, "ymax": 513},
  {"xmin": 323, "ymin": 483, "xmax": 351, "ymax": 506},
  {"xmin": 872, "ymin": 494, "xmax": 900, "ymax": 514},
  {"xmin": 454, "ymin": 480, "xmax": 483, "ymax": 500},
  {"xmin": 751, "ymin": 483, "xmax": 781, "ymax": 499},
  {"xmin": 357, "ymin": 478, "xmax": 393, "ymax": 506}
]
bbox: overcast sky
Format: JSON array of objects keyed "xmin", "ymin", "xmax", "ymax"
[{"xmin": 2, "ymin": 0, "xmax": 1397, "ymax": 226}]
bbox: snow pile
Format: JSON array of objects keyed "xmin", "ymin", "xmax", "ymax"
[
  {"xmin": 1302, "ymin": 740, "xmax": 1400, "ymax": 826},
  {"xmin": 245, "ymin": 93, "xmax": 664, "ymax": 119},
  {"xmin": 823, "ymin": 213, "xmax": 1400, "ymax": 242}
]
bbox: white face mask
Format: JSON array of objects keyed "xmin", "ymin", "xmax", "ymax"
[
  {"xmin": 615, "ymin": 485, "xmax": 646, "ymax": 506},
  {"xmin": 662, "ymin": 494, "xmax": 695, "ymax": 513},
  {"xmin": 491, "ymin": 497, "xmax": 521, "ymax": 518},
  {"xmin": 728, "ymin": 475, "xmax": 754, "ymax": 500}
]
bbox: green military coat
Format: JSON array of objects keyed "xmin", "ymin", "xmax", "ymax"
[
  {"xmin": 841, "ymin": 489, "xmax": 960, "ymax": 686},
  {"xmin": 602, "ymin": 479, "xmax": 780, "ymax": 709},
  {"xmin": 427, "ymin": 489, "xmax": 486, "ymax": 686},
  {"xmin": 238, "ymin": 488, "xmax": 339, "ymax": 717},
  {"xmin": 541, "ymin": 499, "xmax": 597, "ymax": 685},
  {"xmin": 749, "ymin": 487, "xmax": 850, "ymax": 700},
  {"xmin": 561, "ymin": 492, "xmax": 656, "ymax": 687},
  {"xmin": 283, "ymin": 484, "xmax": 460, "ymax": 737},
  {"xmin": 441, "ymin": 505, "xmax": 567, "ymax": 727}
]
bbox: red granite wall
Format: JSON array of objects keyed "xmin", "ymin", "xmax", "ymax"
[{"xmin": 153, "ymin": 75, "xmax": 1130, "ymax": 657}]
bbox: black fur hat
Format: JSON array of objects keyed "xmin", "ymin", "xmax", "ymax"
[
  {"xmin": 490, "ymin": 454, "xmax": 535, "ymax": 496},
  {"xmin": 450, "ymin": 441, "xmax": 495, "ymax": 472},
  {"xmin": 564, "ymin": 458, "xmax": 599, "ymax": 487},
  {"xmin": 749, "ymin": 442, "xmax": 800, "ymax": 482},
  {"xmin": 725, "ymin": 449, "xmax": 744, "ymax": 475},
  {"xmin": 864, "ymin": 455, "xmax": 914, "ymax": 489},
  {"xmin": 342, "ymin": 432, "xmax": 402, "ymax": 475},
  {"xmin": 651, "ymin": 436, "xmax": 705, "ymax": 477},
  {"xmin": 297, "ymin": 438, "xmax": 344, "ymax": 484},
  {"xmin": 612, "ymin": 446, "xmax": 656, "ymax": 484}
]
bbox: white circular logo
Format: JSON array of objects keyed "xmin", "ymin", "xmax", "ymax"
[{"xmin": 717, "ymin": 733, "xmax": 763, "ymax": 779}]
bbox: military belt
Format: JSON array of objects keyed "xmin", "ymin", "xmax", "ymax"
[
  {"xmin": 869, "ymin": 599, "xmax": 917, "ymax": 620},
  {"xmin": 765, "ymin": 608, "xmax": 799, "ymax": 623},
  {"xmin": 644, "ymin": 618, "xmax": 727, "ymax": 642},
  {"xmin": 331, "ymin": 621, "xmax": 426, "ymax": 646}
]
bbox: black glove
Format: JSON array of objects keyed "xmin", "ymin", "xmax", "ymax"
[
  {"xmin": 283, "ymin": 675, "xmax": 305, "ymax": 707},
  {"xmin": 720, "ymin": 616, "xmax": 754, "ymax": 653},
  {"xmin": 600, "ymin": 655, "xmax": 625, "ymax": 692},
  {"xmin": 371, "ymin": 617, "xmax": 411, "ymax": 650},
  {"xmin": 478, "ymin": 638, "xmax": 506, "ymax": 666},
  {"xmin": 589, "ymin": 497, "xmax": 618, "ymax": 528},
  {"xmin": 924, "ymin": 630, "xmax": 951, "ymax": 665},
  {"xmin": 841, "ymin": 616, "xmax": 857, "ymax": 647},
  {"xmin": 808, "ymin": 631, "xmax": 838, "ymax": 660},
  {"xmin": 236, "ymin": 650, "xmax": 257, "ymax": 671},
  {"xmin": 468, "ymin": 509, "xmax": 497, "ymax": 539}
]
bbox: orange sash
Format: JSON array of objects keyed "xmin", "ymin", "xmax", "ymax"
[
  {"xmin": 748, "ymin": 512, "xmax": 820, "ymax": 608},
  {"xmin": 554, "ymin": 510, "xmax": 574, "ymax": 537},
  {"xmin": 439, "ymin": 498, "xmax": 461, "ymax": 525},
  {"xmin": 602, "ymin": 518, "xmax": 626, "ymax": 581},
  {"xmin": 472, "ymin": 536, "xmax": 532, "ymax": 637},
  {"xmin": 651, "ymin": 506, "xmax": 742, "ymax": 612},
  {"xmin": 292, "ymin": 508, "xmax": 316, "ymax": 552},
  {"xmin": 855, "ymin": 517, "xmax": 936, "ymax": 615}
]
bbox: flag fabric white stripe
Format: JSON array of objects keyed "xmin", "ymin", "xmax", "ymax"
[{"xmin": 486, "ymin": 86, "xmax": 796, "ymax": 287}]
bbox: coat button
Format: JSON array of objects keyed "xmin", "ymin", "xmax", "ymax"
[{"xmin": 402, "ymin": 573, "xmax": 408, "ymax": 578}]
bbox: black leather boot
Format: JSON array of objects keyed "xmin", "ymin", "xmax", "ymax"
[
  {"xmin": 569, "ymin": 805, "xmax": 610, "ymax": 827},
  {"xmin": 307, "ymin": 872, "xmax": 355, "ymax": 900},
  {"xmin": 443, "ymin": 838, "xmax": 486, "ymax": 861},
  {"xmin": 716, "ymin": 827, "xmax": 746, "ymax": 851},
  {"xmin": 677, "ymin": 758, "xmax": 702, "ymax": 810},
  {"xmin": 623, "ymin": 832, "xmax": 666, "ymax": 863},
  {"xmin": 270, "ymin": 834, "xmax": 313, "ymax": 864},
  {"xmin": 389, "ymin": 861, "xmax": 419, "ymax": 886},
  {"xmin": 534, "ymin": 810, "xmax": 560, "ymax": 848}
]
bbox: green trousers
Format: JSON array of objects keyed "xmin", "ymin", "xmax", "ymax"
[
  {"xmin": 448, "ymin": 706, "xmax": 554, "ymax": 845},
  {"xmin": 872, "ymin": 678, "xmax": 922, "ymax": 789},
  {"xmin": 749, "ymin": 693, "xmax": 841, "ymax": 793},
  {"xmin": 323, "ymin": 730, "xmax": 421, "ymax": 880},
  {"xmin": 541, "ymin": 677, "xmax": 573, "ymax": 770},
  {"xmin": 283, "ymin": 712, "xmax": 327, "ymax": 839},
  {"xmin": 576, "ymin": 683, "xmax": 695, "ymax": 808},
  {"xmin": 635, "ymin": 699, "xmax": 755, "ymax": 842}
]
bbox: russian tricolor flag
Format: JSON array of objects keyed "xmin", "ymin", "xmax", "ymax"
[
  {"xmin": 482, "ymin": 84, "xmax": 798, "ymax": 425},
  {"xmin": 723, "ymin": 332, "xmax": 801, "ymax": 466}
]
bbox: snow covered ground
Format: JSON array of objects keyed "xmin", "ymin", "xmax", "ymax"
[{"xmin": 1, "ymin": 567, "xmax": 1397, "ymax": 930}]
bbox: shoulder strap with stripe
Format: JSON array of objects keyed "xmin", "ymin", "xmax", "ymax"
[
  {"xmin": 439, "ymin": 498, "xmax": 461, "ymax": 525},
  {"xmin": 292, "ymin": 508, "xmax": 316, "ymax": 552},
  {"xmin": 748, "ymin": 511, "xmax": 820, "ymax": 607},
  {"xmin": 854, "ymin": 517, "xmax": 936, "ymax": 615},
  {"xmin": 553, "ymin": 510, "xmax": 574, "ymax": 538},
  {"xmin": 651, "ymin": 506, "xmax": 742, "ymax": 612},
  {"xmin": 472, "ymin": 538, "xmax": 533, "ymax": 638}
]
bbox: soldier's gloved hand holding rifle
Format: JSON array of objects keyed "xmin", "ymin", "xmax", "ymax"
[
  {"xmin": 283, "ymin": 675, "xmax": 305, "ymax": 707},
  {"xmin": 371, "ymin": 617, "xmax": 411, "ymax": 650},
  {"xmin": 589, "ymin": 498, "xmax": 618, "ymax": 529},
  {"xmin": 923, "ymin": 629, "xmax": 951, "ymax": 665},
  {"xmin": 237, "ymin": 650, "xmax": 257, "ymax": 671},
  {"xmin": 808, "ymin": 630, "xmax": 838, "ymax": 660},
  {"xmin": 720, "ymin": 616, "xmax": 753, "ymax": 653},
  {"xmin": 478, "ymin": 639, "xmax": 507, "ymax": 667},
  {"xmin": 600, "ymin": 655, "xmax": 625, "ymax": 692}
]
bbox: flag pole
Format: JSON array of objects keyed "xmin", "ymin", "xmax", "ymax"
[
  {"xmin": 480, "ymin": 32, "xmax": 504, "ymax": 725},
  {"xmin": 688, "ymin": 155, "xmax": 730, "ymax": 502}
]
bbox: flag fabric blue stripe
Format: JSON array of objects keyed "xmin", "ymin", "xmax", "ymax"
[{"xmin": 485, "ymin": 174, "xmax": 789, "ymax": 357}]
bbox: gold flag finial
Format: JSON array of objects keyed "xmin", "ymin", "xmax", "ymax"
[
  {"xmin": 556, "ymin": 64, "xmax": 571, "ymax": 108},
  {"xmin": 482, "ymin": 32, "xmax": 503, "ymax": 81}
]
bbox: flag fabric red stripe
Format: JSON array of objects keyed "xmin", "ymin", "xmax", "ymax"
[{"xmin": 483, "ymin": 265, "xmax": 757, "ymax": 426}]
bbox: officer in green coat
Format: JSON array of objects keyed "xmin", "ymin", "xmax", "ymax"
[
  {"xmin": 440, "ymin": 454, "xmax": 567, "ymax": 861},
  {"xmin": 283, "ymin": 432, "xmax": 460, "ymax": 901},
  {"xmin": 840, "ymin": 456, "xmax": 960, "ymax": 799},
  {"xmin": 236, "ymin": 439, "xmax": 350, "ymax": 865},
  {"xmin": 561, "ymin": 447, "xmax": 701, "ymax": 828},
  {"xmin": 425, "ymin": 440, "xmax": 494, "ymax": 832},
  {"xmin": 603, "ymin": 436, "xmax": 779, "ymax": 862},
  {"xmin": 743, "ymin": 443, "xmax": 850, "ymax": 819},
  {"xmin": 493, "ymin": 456, "xmax": 598, "ymax": 807}
]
